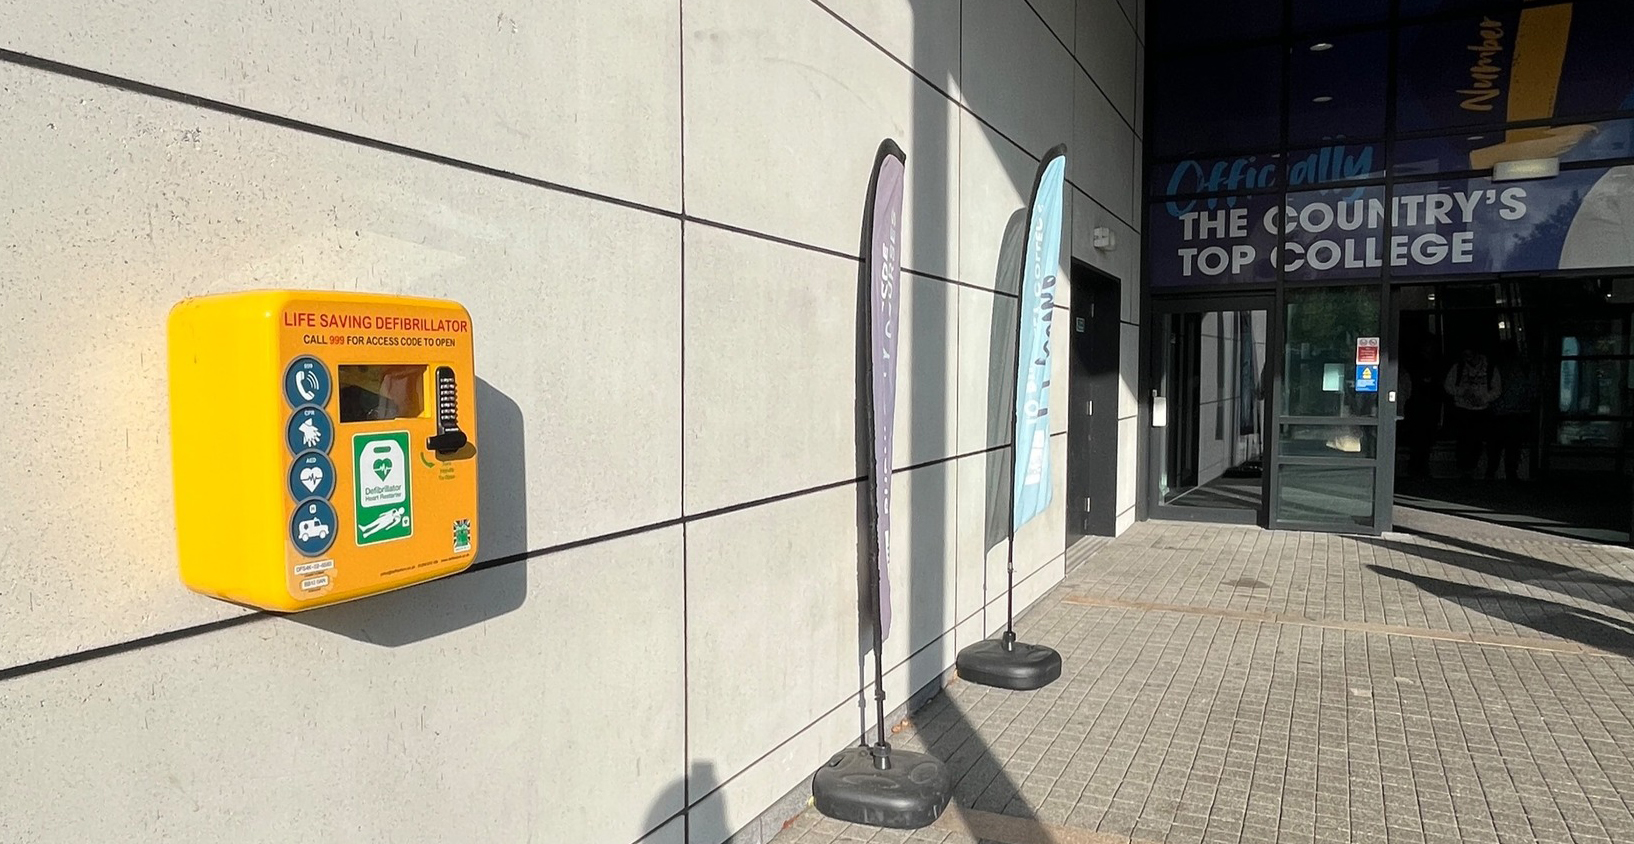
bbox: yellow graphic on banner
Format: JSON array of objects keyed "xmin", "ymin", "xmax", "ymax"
[{"xmin": 1470, "ymin": 4, "xmax": 1587, "ymax": 169}]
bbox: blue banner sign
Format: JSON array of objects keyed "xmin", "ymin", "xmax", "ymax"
[
  {"xmin": 1013, "ymin": 148, "xmax": 1066, "ymax": 531},
  {"xmin": 1394, "ymin": 118, "xmax": 1634, "ymax": 177},
  {"xmin": 1151, "ymin": 143, "xmax": 1383, "ymax": 199},
  {"xmin": 1158, "ymin": 118, "xmax": 1634, "ymax": 192},
  {"xmin": 1150, "ymin": 164, "xmax": 1634, "ymax": 287}
]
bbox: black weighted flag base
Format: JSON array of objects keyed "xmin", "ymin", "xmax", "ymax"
[
  {"xmin": 813, "ymin": 139, "xmax": 950, "ymax": 830},
  {"xmin": 956, "ymin": 145, "xmax": 1071, "ymax": 694},
  {"xmin": 812, "ymin": 742, "xmax": 951, "ymax": 829},
  {"xmin": 956, "ymin": 630, "xmax": 1062, "ymax": 691},
  {"xmin": 955, "ymin": 521, "xmax": 1062, "ymax": 691}
]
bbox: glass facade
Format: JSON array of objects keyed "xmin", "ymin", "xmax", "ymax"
[
  {"xmin": 1147, "ymin": 0, "xmax": 1634, "ymax": 293},
  {"xmin": 1144, "ymin": 0, "xmax": 1634, "ymax": 534}
]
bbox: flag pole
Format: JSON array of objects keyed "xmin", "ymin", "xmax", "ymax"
[
  {"xmin": 812, "ymin": 138, "xmax": 951, "ymax": 830},
  {"xmin": 955, "ymin": 144, "xmax": 1068, "ymax": 691}
]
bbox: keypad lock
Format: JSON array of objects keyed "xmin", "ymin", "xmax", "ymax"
[{"xmin": 426, "ymin": 366, "xmax": 469, "ymax": 454}]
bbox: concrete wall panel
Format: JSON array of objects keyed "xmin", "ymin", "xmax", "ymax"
[
  {"xmin": 1074, "ymin": 0, "xmax": 1140, "ymax": 124},
  {"xmin": 0, "ymin": 529, "xmax": 686, "ymax": 844},
  {"xmin": 0, "ymin": 0, "xmax": 682, "ymax": 209},
  {"xmin": 684, "ymin": 0, "xmax": 959, "ymax": 278},
  {"xmin": 0, "ymin": 63, "xmax": 682, "ymax": 668},
  {"xmin": 961, "ymin": 0, "xmax": 1074, "ymax": 160}
]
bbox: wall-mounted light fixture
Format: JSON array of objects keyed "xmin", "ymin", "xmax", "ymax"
[
  {"xmin": 1492, "ymin": 157, "xmax": 1560, "ymax": 182},
  {"xmin": 1092, "ymin": 226, "xmax": 1116, "ymax": 251}
]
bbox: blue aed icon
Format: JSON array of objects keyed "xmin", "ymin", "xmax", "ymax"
[
  {"xmin": 288, "ymin": 450, "xmax": 336, "ymax": 501},
  {"xmin": 1355, "ymin": 365, "xmax": 1378, "ymax": 393}
]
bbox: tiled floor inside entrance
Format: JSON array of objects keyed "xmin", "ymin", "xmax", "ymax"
[{"xmin": 773, "ymin": 518, "xmax": 1634, "ymax": 844}]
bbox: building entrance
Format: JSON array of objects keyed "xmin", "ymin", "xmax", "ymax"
[
  {"xmin": 1148, "ymin": 296, "xmax": 1271, "ymax": 525},
  {"xmin": 1148, "ymin": 285, "xmax": 1396, "ymax": 534},
  {"xmin": 1271, "ymin": 285, "xmax": 1393, "ymax": 532},
  {"xmin": 1394, "ymin": 277, "xmax": 1634, "ymax": 544}
]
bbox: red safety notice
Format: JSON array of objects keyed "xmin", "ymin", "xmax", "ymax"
[{"xmin": 1356, "ymin": 337, "xmax": 1380, "ymax": 366}]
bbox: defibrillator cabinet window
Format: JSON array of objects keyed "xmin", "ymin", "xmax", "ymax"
[{"xmin": 339, "ymin": 365, "xmax": 427, "ymax": 422}]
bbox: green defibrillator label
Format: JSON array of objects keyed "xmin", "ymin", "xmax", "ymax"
[{"xmin": 353, "ymin": 431, "xmax": 413, "ymax": 546}]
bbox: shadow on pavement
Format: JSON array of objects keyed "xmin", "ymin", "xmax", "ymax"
[
  {"xmin": 1364, "ymin": 533, "xmax": 1634, "ymax": 613},
  {"xmin": 1366, "ymin": 563, "xmax": 1634, "ymax": 657}
]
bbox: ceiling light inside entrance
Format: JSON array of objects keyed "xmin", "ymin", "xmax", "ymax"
[{"xmin": 1492, "ymin": 157, "xmax": 1561, "ymax": 181}]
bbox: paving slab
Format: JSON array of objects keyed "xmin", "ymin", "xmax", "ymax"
[{"xmin": 774, "ymin": 520, "xmax": 1634, "ymax": 844}]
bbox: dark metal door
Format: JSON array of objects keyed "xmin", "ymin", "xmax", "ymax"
[{"xmin": 1066, "ymin": 262, "xmax": 1121, "ymax": 541}]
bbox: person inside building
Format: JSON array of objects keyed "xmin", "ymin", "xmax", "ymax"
[
  {"xmin": 1400, "ymin": 335, "xmax": 1443, "ymax": 478},
  {"xmin": 1486, "ymin": 340, "xmax": 1539, "ymax": 482},
  {"xmin": 1443, "ymin": 342, "xmax": 1502, "ymax": 481}
]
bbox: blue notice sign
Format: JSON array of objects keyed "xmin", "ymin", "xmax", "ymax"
[{"xmin": 1355, "ymin": 365, "xmax": 1378, "ymax": 393}]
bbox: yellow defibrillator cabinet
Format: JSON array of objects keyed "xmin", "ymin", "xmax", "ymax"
[{"xmin": 167, "ymin": 290, "xmax": 479, "ymax": 611}]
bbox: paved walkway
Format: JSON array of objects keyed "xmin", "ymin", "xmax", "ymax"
[{"xmin": 775, "ymin": 518, "xmax": 1634, "ymax": 844}]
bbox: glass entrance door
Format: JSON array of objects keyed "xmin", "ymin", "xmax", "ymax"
[
  {"xmin": 1270, "ymin": 285, "xmax": 1393, "ymax": 532},
  {"xmin": 1150, "ymin": 297, "xmax": 1273, "ymax": 524}
]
